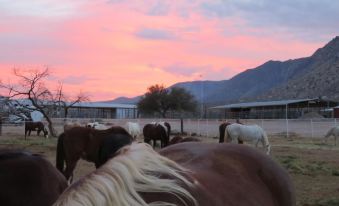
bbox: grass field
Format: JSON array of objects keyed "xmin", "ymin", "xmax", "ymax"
[{"xmin": 0, "ymin": 130, "xmax": 338, "ymax": 206}]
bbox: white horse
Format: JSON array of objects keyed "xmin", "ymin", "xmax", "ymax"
[
  {"xmin": 324, "ymin": 126, "xmax": 339, "ymax": 146},
  {"xmin": 126, "ymin": 122, "xmax": 141, "ymax": 139},
  {"xmin": 224, "ymin": 123, "xmax": 271, "ymax": 155},
  {"xmin": 86, "ymin": 122, "xmax": 109, "ymax": 130}
]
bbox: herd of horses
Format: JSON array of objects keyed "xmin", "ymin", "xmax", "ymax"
[{"xmin": 3, "ymin": 119, "xmax": 339, "ymax": 206}]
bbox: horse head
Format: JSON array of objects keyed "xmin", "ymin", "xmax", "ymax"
[{"xmin": 43, "ymin": 126, "xmax": 49, "ymax": 138}]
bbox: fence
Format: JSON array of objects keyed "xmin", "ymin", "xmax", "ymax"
[{"xmin": 1, "ymin": 117, "xmax": 338, "ymax": 139}]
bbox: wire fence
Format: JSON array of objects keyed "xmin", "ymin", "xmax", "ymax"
[{"xmin": 1, "ymin": 117, "xmax": 338, "ymax": 138}]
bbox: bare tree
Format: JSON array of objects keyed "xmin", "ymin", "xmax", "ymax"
[
  {"xmin": 0, "ymin": 67, "xmax": 88, "ymax": 137},
  {"xmin": 55, "ymin": 82, "xmax": 89, "ymax": 119}
]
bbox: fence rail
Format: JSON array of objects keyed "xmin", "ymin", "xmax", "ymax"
[{"xmin": 1, "ymin": 117, "xmax": 338, "ymax": 138}]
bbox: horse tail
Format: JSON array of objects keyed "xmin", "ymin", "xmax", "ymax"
[
  {"xmin": 219, "ymin": 123, "xmax": 226, "ymax": 143},
  {"xmin": 262, "ymin": 130, "xmax": 271, "ymax": 155},
  {"xmin": 56, "ymin": 133, "xmax": 65, "ymax": 173}
]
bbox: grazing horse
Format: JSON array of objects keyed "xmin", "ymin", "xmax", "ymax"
[
  {"xmin": 223, "ymin": 123, "xmax": 271, "ymax": 155},
  {"xmin": 63, "ymin": 122, "xmax": 82, "ymax": 132},
  {"xmin": 143, "ymin": 122, "xmax": 169, "ymax": 148},
  {"xmin": 169, "ymin": 136, "xmax": 201, "ymax": 145},
  {"xmin": 324, "ymin": 126, "xmax": 339, "ymax": 146},
  {"xmin": 86, "ymin": 122, "xmax": 109, "ymax": 130},
  {"xmin": 126, "ymin": 122, "xmax": 141, "ymax": 139},
  {"xmin": 169, "ymin": 136, "xmax": 184, "ymax": 144},
  {"xmin": 56, "ymin": 126, "xmax": 133, "ymax": 182},
  {"xmin": 24, "ymin": 121, "xmax": 48, "ymax": 140},
  {"xmin": 0, "ymin": 150, "xmax": 67, "ymax": 206},
  {"xmin": 53, "ymin": 142, "xmax": 295, "ymax": 206}
]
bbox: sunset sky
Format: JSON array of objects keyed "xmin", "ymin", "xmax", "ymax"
[{"xmin": 0, "ymin": 0, "xmax": 338, "ymax": 101}]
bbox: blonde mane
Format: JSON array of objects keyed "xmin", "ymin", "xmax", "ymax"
[{"xmin": 54, "ymin": 143, "xmax": 197, "ymax": 206}]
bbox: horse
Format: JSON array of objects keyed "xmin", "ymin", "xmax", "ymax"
[
  {"xmin": 143, "ymin": 122, "xmax": 170, "ymax": 148},
  {"xmin": 63, "ymin": 122, "xmax": 82, "ymax": 132},
  {"xmin": 53, "ymin": 142, "xmax": 296, "ymax": 206},
  {"xmin": 219, "ymin": 121, "xmax": 243, "ymax": 144},
  {"xmin": 324, "ymin": 126, "xmax": 339, "ymax": 146},
  {"xmin": 0, "ymin": 150, "xmax": 67, "ymax": 206},
  {"xmin": 223, "ymin": 123, "xmax": 271, "ymax": 155},
  {"xmin": 86, "ymin": 122, "xmax": 109, "ymax": 130},
  {"xmin": 169, "ymin": 136, "xmax": 201, "ymax": 145},
  {"xmin": 126, "ymin": 122, "xmax": 141, "ymax": 139},
  {"xmin": 24, "ymin": 121, "xmax": 48, "ymax": 140},
  {"xmin": 56, "ymin": 126, "xmax": 133, "ymax": 182},
  {"xmin": 169, "ymin": 135, "xmax": 184, "ymax": 144}
]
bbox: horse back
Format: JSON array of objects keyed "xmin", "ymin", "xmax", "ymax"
[
  {"xmin": 0, "ymin": 151, "xmax": 67, "ymax": 206},
  {"xmin": 160, "ymin": 143, "xmax": 295, "ymax": 206}
]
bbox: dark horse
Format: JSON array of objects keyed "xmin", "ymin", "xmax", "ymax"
[
  {"xmin": 0, "ymin": 150, "xmax": 67, "ymax": 206},
  {"xmin": 54, "ymin": 142, "xmax": 295, "ymax": 206},
  {"xmin": 219, "ymin": 121, "xmax": 243, "ymax": 144},
  {"xmin": 143, "ymin": 122, "xmax": 171, "ymax": 148},
  {"xmin": 56, "ymin": 126, "xmax": 133, "ymax": 182},
  {"xmin": 25, "ymin": 121, "xmax": 48, "ymax": 139}
]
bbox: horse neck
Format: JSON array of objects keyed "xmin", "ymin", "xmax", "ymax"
[{"xmin": 54, "ymin": 143, "xmax": 197, "ymax": 206}]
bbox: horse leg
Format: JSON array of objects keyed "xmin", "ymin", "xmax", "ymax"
[
  {"xmin": 335, "ymin": 135, "xmax": 337, "ymax": 146},
  {"xmin": 153, "ymin": 140, "xmax": 157, "ymax": 148},
  {"xmin": 64, "ymin": 159, "xmax": 78, "ymax": 183}
]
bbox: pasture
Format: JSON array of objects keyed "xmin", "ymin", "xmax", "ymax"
[{"xmin": 0, "ymin": 121, "xmax": 338, "ymax": 206}]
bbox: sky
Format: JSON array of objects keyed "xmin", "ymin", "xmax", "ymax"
[{"xmin": 0, "ymin": 0, "xmax": 338, "ymax": 101}]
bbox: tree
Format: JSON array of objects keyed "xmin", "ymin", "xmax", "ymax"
[
  {"xmin": 137, "ymin": 84, "xmax": 197, "ymax": 118},
  {"xmin": 55, "ymin": 83, "xmax": 89, "ymax": 118},
  {"xmin": 0, "ymin": 67, "xmax": 88, "ymax": 137}
]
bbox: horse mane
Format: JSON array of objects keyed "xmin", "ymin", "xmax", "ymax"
[{"xmin": 54, "ymin": 143, "xmax": 197, "ymax": 206}]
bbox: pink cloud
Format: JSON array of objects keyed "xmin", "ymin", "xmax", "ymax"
[{"xmin": 0, "ymin": 1, "xmax": 333, "ymax": 101}]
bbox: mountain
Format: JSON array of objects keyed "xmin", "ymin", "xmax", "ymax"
[
  {"xmin": 107, "ymin": 36, "xmax": 339, "ymax": 105},
  {"xmin": 259, "ymin": 36, "xmax": 339, "ymax": 100},
  {"xmin": 101, "ymin": 96, "xmax": 141, "ymax": 104}
]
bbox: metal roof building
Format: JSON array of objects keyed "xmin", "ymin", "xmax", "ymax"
[
  {"xmin": 65, "ymin": 102, "xmax": 137, "ymax": 119},
  {"xmin": 210, "ymin": 98, "xmax": 338, "ymax": 119}
]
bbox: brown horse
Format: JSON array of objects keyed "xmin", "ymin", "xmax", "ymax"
[
  {"xmin": 143, "ymin": 122, "xmax": 170, "ymax": 148},
  {"xmin": 25, "ymin": 121, "xmax": 48, "ymax": 139},
  {"xmin": 56, "ymin": 126, "xmax": 133, "ymax": 182},
  {"xmin": 219, "ymin": 121, "xmax": 243, "ymax": 144},
  {"xmin": 169, "ymin": 136, "xmax": 201, "ymax": 145},
  {"xmin": 54, "ymin": 142, "xmax": 295, "ymax": 206},
  {"xmin": 0, "ymin": 150, "xmax": 67, "ymax": 206}
]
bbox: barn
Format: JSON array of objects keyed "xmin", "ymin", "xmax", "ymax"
[
  {"xmin": 210, "ymin": 98, "xmax": 339, "ymax": 119},
  {"xmin": 2, "ymin": 99, "xmax": 138, "ymax": 120},
  {"xmin": 62, "ymin": 102, "xmax": 138, "ymax": 119}
]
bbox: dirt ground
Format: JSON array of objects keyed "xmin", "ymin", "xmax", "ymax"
[{"xmin": 0, "ymin": 130, "xmax": 338, "ymax": 206}]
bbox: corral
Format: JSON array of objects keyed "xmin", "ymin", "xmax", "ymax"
[{"xmin": 0, "ymin": 119, "xmax": 338, "ymax": 206}]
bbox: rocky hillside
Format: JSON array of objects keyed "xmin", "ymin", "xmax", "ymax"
[{"xmin": 259, "ymin": 36, "xmax": 339, "ymax": 101}]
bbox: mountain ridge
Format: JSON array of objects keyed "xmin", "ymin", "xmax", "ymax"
[{"xmin": 105, "ymin": 36, "xmax": 339, "ymax": 105}]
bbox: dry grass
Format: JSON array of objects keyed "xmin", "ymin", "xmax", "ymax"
[{"xmin": 0, "ymin": 130, "xmax": 339, "ymax": 206}]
